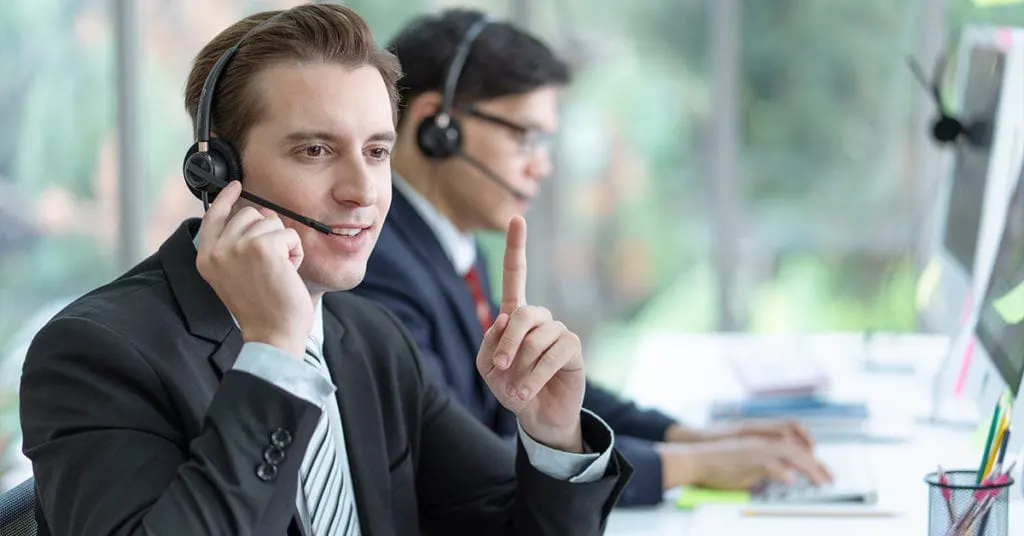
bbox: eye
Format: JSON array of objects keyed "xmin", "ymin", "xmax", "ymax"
[
  {"xmin": 303, "ymin": 145, "xmax": 326, "ymax": 158},
  {"xmin": 367, "ymin": 146, "xmax": 391, "ymax": 161}
]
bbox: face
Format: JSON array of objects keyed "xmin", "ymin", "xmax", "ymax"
[
  {"xmin": 239, "ymin": 62, "xmax": 395, "ymax": 294},
  {"xmin": 435, "ymin": 86, "xmax": 559, "ymax": 232}
]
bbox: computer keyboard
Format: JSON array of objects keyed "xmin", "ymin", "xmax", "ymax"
[{"xmin": 751, "ymin": 446, "xmax": 878, "ymax": 505}]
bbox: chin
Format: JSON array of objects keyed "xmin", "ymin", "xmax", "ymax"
[
  {"xmin": 490, "ymin": 209, "xmax": 521, "ymax": 231},
  {"xmin": 302, "ymin": 262, "xmax": 368, "ymax": 294}
]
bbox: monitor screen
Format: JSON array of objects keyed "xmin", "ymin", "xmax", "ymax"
[
  {"xmin": 942, "ymin": 46, "xmax": 1006, "ymax": 275},
  {"xmin": 976, "ymin": 173, "xmax": 1024, "ymax": 396}
]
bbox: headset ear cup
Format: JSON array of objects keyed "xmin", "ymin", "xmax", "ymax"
[
  {"xmin": 210, "ymin": 138, "xmax": 243, "ymax": 184},
  {"xmin": 182, "ymin": 138, "xmax": 243, "ymax": 201},
  {"xmin": 416, "ymin": 115, "xmax": 462, "ymax": 159},
  {"xmin": 932, "ymin": 115, "xmax": 964, "ymax": 145}
]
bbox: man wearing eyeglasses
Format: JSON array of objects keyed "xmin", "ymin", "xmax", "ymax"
[{"xmin": 353, "ymin": 8, "xmax": 831, "ymax": 507}]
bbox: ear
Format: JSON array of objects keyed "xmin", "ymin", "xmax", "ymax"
[{"xmin": 407, "ymin": 91, "xmax": 443, "ymax": 122}]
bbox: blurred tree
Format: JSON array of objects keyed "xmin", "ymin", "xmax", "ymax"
[{"xmin": 619, "ymin": 0, "xmax": 952, "ymax": 331}]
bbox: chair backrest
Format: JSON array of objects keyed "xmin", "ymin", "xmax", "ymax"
[{"xmin": 0, "ymin": 477, "xmax": 37, "ymax": 536}]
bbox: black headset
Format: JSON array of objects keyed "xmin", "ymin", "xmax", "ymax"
[
  {"xmin": 181, "ymin": 9, "xmax": 333, "ymax": 234},
  {"xmin": 415, "ymin": 15, "xmax": 493, "ymax": 159},
  {"xmin": 907, "ymin": 53, "xmax": 989, "ymax": 147},
  {"xmin": 183, "ymin": 15, "xmax": 276, "ymax": 205}
]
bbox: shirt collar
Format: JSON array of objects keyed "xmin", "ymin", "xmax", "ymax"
[
  {"xmin": 392, "ymin": 172, "xmax": 477, "ymax": 275},
  {"xmin": 192, "ymin": 230, "xmax": 325, "ymax": 350}
]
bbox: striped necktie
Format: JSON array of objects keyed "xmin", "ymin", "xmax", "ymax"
[{"xmin": 300, "ymin": 338, "xmax": 360, "ymax": 536}]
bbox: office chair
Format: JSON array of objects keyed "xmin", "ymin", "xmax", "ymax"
[{"xmin": 0, "ymin": 477, "xmax": 37, "ymax": 536}]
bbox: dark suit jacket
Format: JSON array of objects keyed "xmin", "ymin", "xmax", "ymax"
[
  {"xmin": 352, "ymin": 186, "xmax": 677, "ymax": 506},
  {"xmin": 19, "ymin": 218, "xmax": 632, "ymax": 536}
]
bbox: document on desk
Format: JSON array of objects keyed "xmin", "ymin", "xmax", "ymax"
[
  {"xmin": 687, "ymin": 504, "xmax": 916, "ymax": 536},
  {"xmin": 740, "ymin": 506, "xmax": 903, "ymax": 518}
]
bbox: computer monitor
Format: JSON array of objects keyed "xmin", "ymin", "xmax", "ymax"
[
  {"xmin": 945, "ymin": 27, "xmax": 1024, "ymax": 409},
  {"xmin": 921, "ymin": 26, "xmax": 1011, "ymax": 336},
  {"xmin": 966, "ymin": 167, "xmax": 1024, "ymax": 455}
]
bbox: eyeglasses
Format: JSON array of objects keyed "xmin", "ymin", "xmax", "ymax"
[{"xmin": 455, "ymin": 104, "xmax": 554, "ymax": 154}]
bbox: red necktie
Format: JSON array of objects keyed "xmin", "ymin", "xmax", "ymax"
[{"xmin": 464, "ymin": 266, "xmax": 494, "ymax": 332}]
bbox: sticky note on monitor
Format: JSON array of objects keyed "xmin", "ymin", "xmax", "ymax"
[
  {"xmin": 916, "ymin": 259, "xmax": 943, "ymax": 311},
  {"xmin": 675, "ymin": 487, "xmax": 750, "ymax": 510},
  {"xmin": 993, "ymin": 281, "xmax": 1024, "ymax": 325}
]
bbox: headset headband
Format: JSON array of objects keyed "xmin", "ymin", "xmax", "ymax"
[
  {"xmin": 194, "ymin": 11, "xmax": 288, "ymax": 150},
  {"xmin": 435, "ymin": 15, "xmax": 492, "ymax": 128}
]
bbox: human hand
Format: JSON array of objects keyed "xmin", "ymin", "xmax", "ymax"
[
  {"xmin": 730, "ymin": 419, "xmax": 814, "ymax": 449},
  {"xmin": 657, "ymin": 438, "xmax": 833, "ymax": 490},
  {"xmin": 477, "ymin": 216, "xmax": 586, "ymax": 453},
  {"xmin": 684, "ymin": 419, "xmax": 814, "ymax": 450},
  {"xmin": 195, "ymin": 181, "xmax": 313, "ymax": 358}
]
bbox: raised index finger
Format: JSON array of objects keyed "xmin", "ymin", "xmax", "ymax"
[{"xmin": 500, "ymin": 216, "xmax": 527, "ymax": 315}]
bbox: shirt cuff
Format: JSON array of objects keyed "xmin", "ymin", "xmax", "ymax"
[
  {"xmin": 232, "ymin": 342, "xmax": 336, "ymax": 409},
  {"xmin": 517, "ymin": 408, "xmax": 614, "ymax": 483}
]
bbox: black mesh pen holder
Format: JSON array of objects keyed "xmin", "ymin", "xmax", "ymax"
[{"xmin": 924, "ymin": 470, "xmax": 1013, "ymax": 536}]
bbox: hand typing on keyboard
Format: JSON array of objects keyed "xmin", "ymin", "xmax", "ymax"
[
  {"xmin": 656, "ymin": 437, "xmax": 834, "ymax": 491},
  {"xmin": 751, "ymin": 446, "xmax": 878, "ymax": 504},
  {"xmin": 683, "ymin": 419, "xmax": 815, "ymax": 449}
]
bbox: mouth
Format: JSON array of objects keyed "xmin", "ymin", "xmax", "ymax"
[
  {"xmin": 328, "ymin": 225, "xmax": 371, "ymax": 237},
  {"xmin": 324, "ymin": 224, "xmax": 374, "ymax": 254}
]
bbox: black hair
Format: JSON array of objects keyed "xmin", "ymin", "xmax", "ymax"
[{"xmin": 387, "ymin": 8, "xmax": 571, "ymax": 124}]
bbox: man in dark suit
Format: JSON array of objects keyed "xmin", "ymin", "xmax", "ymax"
[
  {"xmin": 18, "ymin": 5, "xmax": 631, "ymax": 535},
  {"xmin": 351, "ymin": 8, "xmax": 833, "ymax": 507}
]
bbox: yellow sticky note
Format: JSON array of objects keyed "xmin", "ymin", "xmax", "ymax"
[
  {"xmin": 993, "ymin": 281, "xmax": 1024, "ymax": 324},
  {"xmin": 916, "ymin": 259, "xmax": 943, "ymax": 310},
  {"xmin": 675, "ymin": 487, "xmax": 750, "ymax": 510}
]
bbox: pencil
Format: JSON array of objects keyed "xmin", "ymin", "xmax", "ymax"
[{"xmin": 977, "ymin": 404, "xmax": 1002, "ymax": 484}]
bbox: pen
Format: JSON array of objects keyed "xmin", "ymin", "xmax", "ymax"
[
  {"xmin": 938, "ymin": 465, "xmax": 954, "ymax": 525},
  {"xmin": 977, "ymin": 443, "xmax": 1012, "ymax": 536},
  {"xmin": 947, "ymin": 482, "xmax": 988, "ymax": 536}
]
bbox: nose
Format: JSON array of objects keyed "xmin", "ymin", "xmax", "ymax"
[
  {"xmin": 524, "ymin": 147, "xmax": 553, "ymax": 181},
  {"xmin": 331, "ymin": 160, "xmax": 378, "ymax": 207}
]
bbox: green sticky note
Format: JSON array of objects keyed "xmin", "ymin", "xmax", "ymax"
[
  {"xmin": 993, "ymin": 282, "xmax": 1024, "ymax": 325},
  {"xmin": 675, "ymin": 486, "xmax": 751, "ymax": 510},
  {"xmin": 915, "ymin": 259, "xmax": 942, "ymax": 311}
]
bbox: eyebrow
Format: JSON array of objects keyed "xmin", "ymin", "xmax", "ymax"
[{"xmin": 281, "ymin": 130, "xmax": 396, "ymax": 145}]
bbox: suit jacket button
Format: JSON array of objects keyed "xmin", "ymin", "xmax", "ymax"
[
  {"xmin": 256, "ymin": 463, "xmax": 278, "ymax": 482},
  {"xmin": 264, "ymin": 446, "xmax": 286, "ymax": 465},
  {"xmin": 270, "ymin": 428, "xmax": 293, "ymax": 448}
]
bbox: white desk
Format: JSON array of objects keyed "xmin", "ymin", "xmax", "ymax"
[{"xmin": 602, "ymin": 332, "xmax": 1023, "ymax": 535}]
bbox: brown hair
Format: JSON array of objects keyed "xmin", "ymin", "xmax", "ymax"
[{"xmin": 184, "ymin": 4, "xmax": 402, "ymax": 153}]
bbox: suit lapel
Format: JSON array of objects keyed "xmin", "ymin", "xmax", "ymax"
[
  {"xmin": 157, "ymin": 218, "xmax": 242, "ymax": 377},
  {"xmin": 322, "ymin": 309, "xmax": 393, "ymax": 536},
  {"xmin": 388, "ymin": 187, "xmax": 486, "ymax": 347}
]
